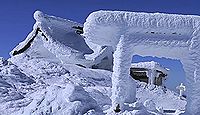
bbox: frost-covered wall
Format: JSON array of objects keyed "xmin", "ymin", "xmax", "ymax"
[{"xmin": 84, "ymin": 10, "xmax": 200, "ymax": 114}]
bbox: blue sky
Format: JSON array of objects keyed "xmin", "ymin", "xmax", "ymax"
[{"xmin": 0, "ymin": 0, "xmax": 199, "ymax": 91}]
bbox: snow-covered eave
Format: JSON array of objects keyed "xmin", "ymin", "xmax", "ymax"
[
  {"xmin": 10, "ymin": 11, "xmax": 86, "ymax": 57},
  {"xmin": 10, "ymin": 24, "xmax": 48, "ymax": 56},
  {"xmin": 33, "ymin": 11, "xmax": 92, "ymax": 56}
]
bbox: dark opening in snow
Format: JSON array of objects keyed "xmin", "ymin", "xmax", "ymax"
[
  {"xmin": 130, "ymin": 68, "xmax": 149, "ymax": 84},
  {"xmin": 72, "ymin": 26, "xmax": 83, "ymax": 34}
]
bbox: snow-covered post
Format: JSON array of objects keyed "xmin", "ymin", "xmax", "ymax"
[
  {"xmin": 147, "ymin": 70, "xmax": 152, "ymax": 85},
  {"xmin": 151, "ymin": 69, "xmax": 157, "ymax": 85},
  {"xmin": 147, "ymin": 69, "xmax": 157, "ymax": 85},
  {"xmin": 111, "ymin": 35, "xmax": 136, "ymax": 112},
  {"xmin": 176, "ymin": 83, "xmax": 186, "ymax": 98}
]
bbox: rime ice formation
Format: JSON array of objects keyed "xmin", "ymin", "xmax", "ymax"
[
  {"xmin": 84, "ymin": 10, "xmax": 200, "ymax": 114},
  {"xmin": 0, "ymin": 10, "xmax": 189, "ymax": 115},
  {"xmin": 111, "ymin": 35, "xmax": 136, "ymax": 110}
]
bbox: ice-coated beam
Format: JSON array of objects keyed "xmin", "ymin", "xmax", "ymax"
[{"xmin": 83, "ymin": 10, "xmax": 195, "ymax": 47}]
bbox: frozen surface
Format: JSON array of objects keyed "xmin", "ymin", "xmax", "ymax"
[{"xmin": 83, "ymin": 10, "xmax": 195, "ymax": 48}]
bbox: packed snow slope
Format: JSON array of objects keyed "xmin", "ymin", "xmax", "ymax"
[{"xmin": 0, "ymin": 11, "xmax": 186, "ymax": 115}]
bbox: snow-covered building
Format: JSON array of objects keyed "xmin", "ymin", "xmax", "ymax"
[
  {"xmin": 10, "ymin": 11, "xmax": 93, "ymax": 65},
  {"xmin": 130, "ymin": 61, "xmax": 168, "ymax": 86},
  {"xmin": 10, "ymin": 11, "xmax": 113, "ymax": 71}
]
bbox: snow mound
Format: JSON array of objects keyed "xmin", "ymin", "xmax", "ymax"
[
  {"xmin": 136, "ymin": 82, "xmax": 186, "ymax": 110},
  {"xmin": 0, "ymin": 57, "xmax": 112, "ymax": 115},
  {"xmin": 14, "ymin": 84, "xmax": 103, "ymax": 115}
]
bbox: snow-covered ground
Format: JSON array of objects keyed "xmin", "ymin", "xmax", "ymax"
[
  {"xmin": 0, "ymin": 11, "xmax": 187, "ymax": 115},
  {"xmin": 0, "ymin": 57, "xmax": 186, "ymax": 115}
]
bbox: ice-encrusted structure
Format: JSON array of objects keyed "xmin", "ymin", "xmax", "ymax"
[
  {"xmin": 0, "ymin": 10, "xmax": 189, "ymax": 115},
  {"xmin": 84, "ymin": 10, "xmax": 200, "ymax": 114}
]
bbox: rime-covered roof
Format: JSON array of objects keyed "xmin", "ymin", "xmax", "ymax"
[
  {"xmin": 10, "ymin": 11, "xmax": 93, "ymax": 65},
  {"xmin": 131, "ymin": 61, "xmax": 168, "ymax": 75}
]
